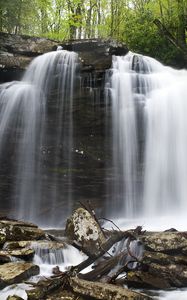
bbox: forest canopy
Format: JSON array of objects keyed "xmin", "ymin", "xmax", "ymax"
[{"xmin": 0, "ymin": 0, "xmax": 186, "ymax": 65}]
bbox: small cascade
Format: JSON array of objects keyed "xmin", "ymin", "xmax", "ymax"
[
  {"xmin": 31, "ymin": 241, "xmax": 65, "ymax": 265},
  {"xmin": 0, "ymin": 50, "xmax": 79, "ymax": 226},
  {"xmin": 107, "ymin": 51, "xmax": 187, "ymax": 219}
]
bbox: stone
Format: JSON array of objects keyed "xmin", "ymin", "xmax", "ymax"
[
  {"xmin": 7, "ymin": 296, "xmax": 24, "ymax": 300},
  {"xmin": 70, "ymin": 277, "xmax": 152, "ymax": 300},
  {"xmin": 0, "ymin": 262, "xmax": 39, "ymax": 289},
  {"xmin": 46, "ymin": 289, "xmax": 85, "ymax": 300},
  {"xmin": 127, "ymin": 262, "xmax": 187, "ymax": 289},
  {"xmin": 0, "ymin": 248, "xmax": 35, "ymax": 263},
  {"xmin": 65, "ymin": 207, "xmax": 106, "ymax": 257},
  {"xmin": 142, "ymin": 250, "xmax": 187, "ymax": 266},
  {"xmin": 4, "ymin": 241, "xmax": 32, "ymax": 250},
  {"xmin": 4, "ymin": 240, "xmax": 65, "ymax": 252},
  {"xmin": 139, "ymin": 231, "xmax": 187, "ymax": 254},
  {"xmin": 0, "ymin": 230, "xmax": 6, "ymax": 246},
  {"xmin": 0, "ymin": 223, "xmax": 46, "ymax": 242}
]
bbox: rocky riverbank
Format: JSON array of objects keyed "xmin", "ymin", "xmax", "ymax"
[{"xmin": 0, "ymin": 208, "xmax": 187, "ymax": 299}]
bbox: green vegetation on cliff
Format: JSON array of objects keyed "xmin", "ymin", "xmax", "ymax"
[{"xmin": 0, "ymin": 0, "xmax": 186, "ymax": 65}]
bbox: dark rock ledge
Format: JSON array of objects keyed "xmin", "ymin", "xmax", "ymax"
[{"xmin": 0, "ymin": 32, "xmax": 128, "ymax": 78}]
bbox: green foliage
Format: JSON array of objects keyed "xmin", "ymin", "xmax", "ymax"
[{"xmin": 0, "ymin": 0, "xmax": 186, "ymax": 65}]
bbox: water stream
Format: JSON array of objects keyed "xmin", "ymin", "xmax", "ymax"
[
  {"xmin": 107, "ymin": 52, "xmax": 187, "ymax": 221},
  {"xmin": 0, "ymin": 50, "xmax": 78, "ymax": 225}
]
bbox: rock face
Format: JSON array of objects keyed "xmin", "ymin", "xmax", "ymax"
[
  {"xmin": 0, "ymin": 33, "xmax": 128, "ymax": 225},
  {"xmin": 65, "ymin": 207, "xmax": 106, "ymax": 257},
  {"xmin": 0, "ymin": 32, "xmax": 128, "ymax": 75}
]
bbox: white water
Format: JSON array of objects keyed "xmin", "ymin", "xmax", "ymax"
[
  {"xmin": 108, "ymin": 52, "xmax": 187, "ymax": 220},
  {"xmin": 0, "ymin": 50, "xmax": 78, "ymax": 225}
]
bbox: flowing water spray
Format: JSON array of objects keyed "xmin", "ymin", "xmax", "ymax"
[
  {"xmin": 107, "ymin": 52, "xmax": 187, "ymax": 219},
  {"xmin": 0, "ymin": 50, "xmax": 78, "ymax": 225}
]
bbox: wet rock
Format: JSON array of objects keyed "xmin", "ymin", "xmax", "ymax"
[
  {"xmin": 127, "ymin": 270, "xmax": 171, "ymax": 290},
  {"xmin": 4, "ymin": 240, "xmax": 65, "ymax": 252},
  {"xmin": 4, "ymin": 241, "xmax": 32, "ymax": 250},
  {"xmin": 0, "ymin": 220, "xmax": 38, "ymax": 228},
  {"xmin": 127, "ymin": 262, "xmax": 187, "ymax": 290},
  {"xmin": 46, "ymin": 289, "xmax": 85, "ymax": 300},
  {"xmin": 70, "ymin": 277, "xmax": 152, "ymax": 300},
  {"xmin": 26, "ymin": 277, "xmax": 65, "ymax": 300},
  {"xmin": 65, "ymin": 207, "xmax": 106, "ymax": 257},
  {"xmin": 0, "ymin": 32, "xmax": 128, "ymax": 73},
  {"xmin": 0, "ymin": 32, "xmax": 58, "ymax": 56},
  {"xmin": 7, "ymin": 296, "xmax": 24, "ymax": 300},
  {"xmin": 139, "ymin": 231, "xmax": 187, "ymax": 254},
  {"xmin": 142, "ymin": 250, "xmax": 187, "ymax": 266},
  {"xmin": 0, "ymin": 248, "xmax": 34, "ymax": 263},
  {"xmin": 0, "ymin": 262, "xmax": 39, "ymax": 289},
  {"xmin": 0, "ymin": 221, "xmax": 46, "ymax": 242},
  {"xmin": 0, "ymin": 230, "xmax": 6, "ymax": 245}
]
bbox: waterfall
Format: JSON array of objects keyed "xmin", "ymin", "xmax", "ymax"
[
  {"xmin": 0, "ymin": 50, "xmax": 78, "ymax": 225},
  {"xmin": 107, "ymin": 52, "xmax": 187, "ymax": 218}
]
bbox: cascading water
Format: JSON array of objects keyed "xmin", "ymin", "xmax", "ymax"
[
  {"xmin": 0, "ymin": 50, "xmax": 78, "ymax": 226},
  {"xmin": 107, "ymin": 52, "xmax": 187, "ymax": 220}
]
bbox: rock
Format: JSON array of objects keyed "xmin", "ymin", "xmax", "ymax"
[
  {"xmin": 0, "ymin": 231, "xmax": 6, "ymax": 245},
  {"xmin": 65, "ymin": 207, "xmax": 106, "ymax": 257},
  {"xmin": 46, "ymin": 289, "xmax": 85, "ymax": 300},
  {"xmin": 142, "ymin": 250, "xmax": 187, "ymax": 266},
  {"xmin": 0, "ymin": 32, "xmax": 58, "ymax": 56},
  {"xmin": 69, "ymin": 277, "xmax": 152, "ymax": 300},
  {"xmin": 127, "ymin": 270, "xmax": 171, "ymax": 290},
  {"xmin": 26, "ymin": 277, "xmax": 66, "ymax": 300},
  {"xmin": 4, "ymin": 240, "xmax": 65, "ymax": 253},
  {"xmin": 7, "ymin": 296, "xmax": 24, "ymax": 300},
  {"xmin": 0, "ymin": 262, "xmax": 39, "ymax": 289},
  {"xmin": 0, "ymin": 248, "xmax": 35, "ymax": 263},
  {"xmin": 0, "ymin": 32, "xmax": 128, "ymax": 73},
  {"xmin": 139, "ymin": 231, "xmax": 187, "ymax": 254},
  {"xmin": 127, "ymin": 262, "xmax": 187, "ymax": 289},
  {"xmin": 0, "ymin": 221, "xmax": 46, "ymax": 243},
  {"xmin": 0, "ymin": 220, "xmax": 38, "ymax": 228},
  {"xmin": 4, "ymin": 241, "xmax": 32, "ymax": 250}
]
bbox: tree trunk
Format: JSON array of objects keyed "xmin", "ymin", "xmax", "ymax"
[{"xmin": 154, "ymin": 18, "xmax": 187, "ymax": 63}]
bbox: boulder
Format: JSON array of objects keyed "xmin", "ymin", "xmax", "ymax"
[
  {"xmin": 65, "ymin": 207, "xmax": 106, "ymax": 257},
  {"xmin": 127, "ymin": 262, "xmax": 187, "ymax": 289},
  {"xmin": 0, "ymin": 262, "xmax": 39, "ymax": 289},
  {"xmin": 0, "ymin": 221, "xmax": 46, "ymax": 243},
  {"xmin": 138, "ymin": 231, "xmax": 187, "ymax": 254}
]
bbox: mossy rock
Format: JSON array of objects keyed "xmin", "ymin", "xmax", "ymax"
[
  {"xmin": 0, "ymin": 262, "xmax": 39, "ymax": 289},
  {"xmin": 65, "ymin": 207, "xmax": 106, "ymax": 257}
]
